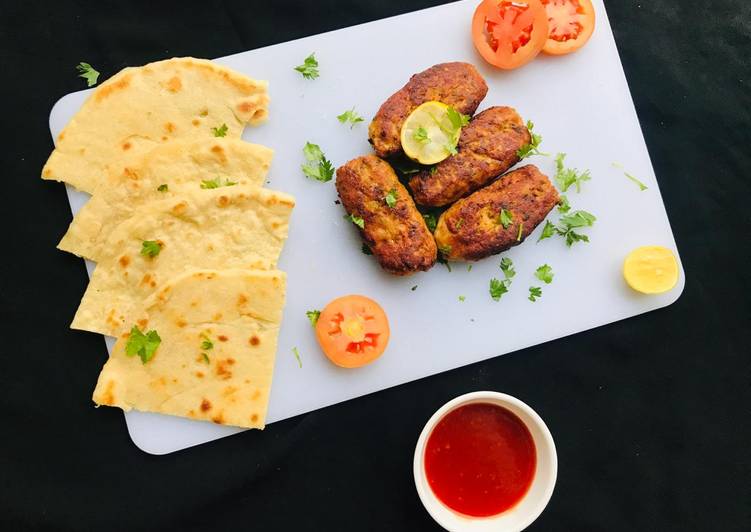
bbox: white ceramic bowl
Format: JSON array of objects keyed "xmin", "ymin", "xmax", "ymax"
[{"xmin": 413, "ymin": 391, "xmax": 557, "ymax": 532}]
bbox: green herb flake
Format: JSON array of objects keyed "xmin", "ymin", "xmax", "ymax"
[
  {"xmin": 624, "ymin": 172, "xmax": 648, "ymax": 191},
  {"xmin": 516, "ymin": 222, "xmax": 524, "ymax": 242},
  {"xmin": 157, "ymin": 184, "xmax": 168, "ymax": 192},
  {"xmin": 516, "ymin": 120, "xmax": 548, "ymax": 159},
  {"xmin": 294, "ymin": 53, "xmax": 319, "ymax": 80},
  {"xmin": 292, "ymin": 346, "xmax": 302, "ymax": 368},
  {"xmin": 201, "ymin": 339, "xmax": 214, "ymax": 351},
  {"xmin": 467, "ymin": 264, "xmax": 473, "ymax": 272},
  {"xmin": 306, "ymin": 310, "xmax": 321, "ymax": 327},
  {"xmin": 345, "ymin": 213, "xmax": 365, "ymax": 229},
  {"xmin": 500, "ymin": 257, "xmax": 516, "ymax": 279},
  {"xmin": 499, "ymin": 208, "xmax": 514, "ymax": 229},
  {"xmin": 535, "ymin": 264, "xmax": 554, "ymax": 284},
  {"xmin": 554, "ymin": 153, "xmax": 591, "ymax": 193},
  {"xmin": 201, "ymin": 353, "xmax": 210, "ymax": 364},
  {"xmin": 489, "ymin": 278, "xmax": 511, "ymax": 301},
  {"xmin": 211, "ymin": 123, "xmax": 228, "ymax": 137},
  {"xmin": 200, "ymin": 177, "xmax": 236, "ymax": 189},
  {"xmin": 76, "ymin": 62, "xmax": 100, "ymax": 87},
  {"xmin": 528, "ymin": 286, "xmax": 543, "ymax": 302},
  {"xmin": 301, "ymin": 142, "xmax": 335, "ymax": 182},
  {"xmin": 337, "ymin": 107, "xmax": 364, "ymax": 128},
  {"xmin": 423, "ymin": 213, "xmax": 437, "ymax": 232},
  {"xmin": 458, "ymin": 295, "xmax": 466, "ymax": 302},
  {"xmin": 361, "ymin": 244, "xmax": 373, "ymax": 255},
  {"xmin": 557, "ymin": 194, "xmax": 571, "ymax": 213},
  {"xmin": 125, "ymin": 326, "xmax": 161, "ymax": 364},
  {"xmin": 442, "ymin": 106, "xmax": 470, "ymax": 156},
  {"xmin": 538, "ymin": 220, "xmax": 557, "ymax": 242},
  {"xmin": 384, "ymin": 189, "xmax": 398, "ymax": 208},
  {"xmin": 413, "ymin": 127, "xmax": 430, "ymax": 144},
  {"xmin": 140, "ymin": 240, "xmax": 162, "ymax": 258},
  {"xmin": 430, "ymin": 166, "xmax": 438, "ymax": 175}
]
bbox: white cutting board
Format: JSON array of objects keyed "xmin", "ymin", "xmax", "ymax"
[{"xmin": 49, "ymin": 0, "xmax": 684, "ymax": 454}]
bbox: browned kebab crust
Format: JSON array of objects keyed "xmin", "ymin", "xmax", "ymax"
[
  {"xmin": 409, "ymin": 106, "xmax": 531, "ymax": 207},
  {"xmin": 434, "ymin": 165, "xmax": 559, "ymax": 262},
  {"xmin": 336, "ymin": 155, "xmax": 437, "ymax": 275},
  {"xmin": 368, "ymin": 62, "xmax": 488, "ymax": 158}
]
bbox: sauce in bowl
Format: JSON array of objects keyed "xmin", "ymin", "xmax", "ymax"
[{"xmin": 424, "ymin": 402, "xmax": 536, "ymax": 517}]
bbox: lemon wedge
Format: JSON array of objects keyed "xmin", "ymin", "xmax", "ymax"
[
  {"xmin": 401, "ymin": 101, "xmax": 458, "ymax": 165},
  {"xmin": 623, "ymin": 246, "xmax": 679, "ymax": 294}
]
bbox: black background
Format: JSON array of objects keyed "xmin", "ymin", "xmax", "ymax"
[{"xmin": 1, "ymin": 1, "xmax": 749, "ymax": 530}]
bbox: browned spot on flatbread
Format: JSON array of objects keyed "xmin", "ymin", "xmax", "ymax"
[
  {"xmin": 199, "ymin": 108, "xmax": 209, "ymax": 117},
  {"xmin": 137, "ymin": 318, "xmax": 148, "ymax": 329},
  {"xmin": 171, "ymin": 201, "xmax": 187, "ymax": 215},
  {"xmin": 237, "ymin": 294, "xmax": 248, "ymax": 306},
  {"xmin": 222, "ymin": 386, "xmax": 237, "ymax": 397},
  {"xmin": 141, "ymin": 274, "xmax": 152, "ymax": 285},
  {"xmin": 217, "ymin": 195, "xmax": 230, "ymax": 207},
  {"xmin": 164, "ymin": 122, "xmax": 176, "ymax": 133},
  {"xmin": 161, "ymin": 136, "xmax": 168, "ymax": 141},
  {"xmin": 249, "ymin": 335, "xmax": 260, "ymax": 346},
  {"xmin": 100, "ymin": 380, "xmax": 116, "ymax": 405},
  {"xmin": 42, "ymin": 168, "xmax": 52, "ymax": 178},
  {"xmin": 94, "ymin": 74, "xmax": 132, "ymax": 103},
  {"xmin": 212, "ymin": 413, "xmax": 225, "ymax": 424},
  {"xmin": 192, "ymin": 119, "xmax": 200, "ymax": 126},
  {"xmin": 210, "ymin": 145, "xmax": 223, "ymax": 154},
  {"xmin": 122, "ymin": 142, "xmax": 131, "ymax": 151},
  {"xmin": 195, "ymin": 371, "xmax": 204, "ymax": 378},
  {"xmin": 176, "ymin": 318, "xmax": 187, "ymax": 328},
  {"xmin": 58, "ymin": 131, "xmax": 65, "ymax": 141},
  {"xmin": 251, "ymin": 414, "xmax": 259, "ymax": 423},
  {"xmin": 200, "ymin": 398, "xmax": 212, "ymax": 412},
  {"xmin": 212, "ymin": 313, "xmax": 223, "ymax": 321},
  {"xmin": 218, "ymin": 335, "xmax": 228, "ymax": 342},
  {"xmin": 166, "ymin": 76, "xmax": 182, "ymax": 92},
  {"xmin": 188, "ymin": 409, "xmax": 195, "ymax": 417},
  {"xmin": 252, "ymin": 390, "xmax": 261, "ymax": 400},
  {"xmin": 216, "ymin": 358, "xmax": 234, "ymax": 380},
  {"xmin": 119, "ymin": 255, "xmax": 130, "ymax": 268}
]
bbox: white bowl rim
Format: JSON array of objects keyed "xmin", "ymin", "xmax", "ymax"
[{"xmin": 413, "ymin": 391, "xmax": 558, "ymax": 532}]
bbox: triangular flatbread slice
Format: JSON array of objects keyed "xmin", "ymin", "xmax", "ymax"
[
  {"xmin": 92, "ymin": 268, "xmax": 286, "ymax": 429},
  {"xmin": 58, "ymin": 138, "xmax": 273, "ymax": 261},
  {"xmin": 42, "ymin": 57, "xmax": 269, "ymax": 193},
  {"xmin": 72, "ymin": 186, "xmax": 294, "ymax": 337}
]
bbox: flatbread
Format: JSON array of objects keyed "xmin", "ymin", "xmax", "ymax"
[
  {"xmin": 58, "ymin": 138, "xmax": 273, "ymax": 261},
  {"xmin": 72, "ymin": 186, "xmax": 294, "ymax": 337},
  {"xmin": 92, "ymin": 268, "xmax": 286, "ymax": 429},
  {"xmin": 42, "ymin": 57, "xmax": 269, "ymax": 193}
]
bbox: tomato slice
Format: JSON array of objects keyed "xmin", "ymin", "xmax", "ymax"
[
  {"xmin": 315, "ymin": 295, "xmax": 390, "ymax": 368},
  {"xmin": 472, "ymin": 0, "xmax": 549, "ymax": 70},
  {"xmin": 540, "ymin": 0, "xmax": 595, "ymax": 55}
]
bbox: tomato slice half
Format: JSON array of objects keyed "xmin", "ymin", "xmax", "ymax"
[
  {"xmin": 472, "ymin": 0, "xmax": 549, "ymax": 70},
  {"xmin": 315, "ymin": 295, "xmax": 390, "ymax": 368},
  {"xmin": 541, "ymin": 0, "xmax": 596, "ymax": 55}
]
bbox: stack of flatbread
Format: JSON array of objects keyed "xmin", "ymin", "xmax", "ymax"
[{"xmin": 43, "ymin": 57, "xmax": 294, "ymax": 429}]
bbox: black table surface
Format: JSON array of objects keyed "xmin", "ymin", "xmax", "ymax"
[{"xmin": 1, "ymin": 1, "xmax": 749, "ymax": 530}]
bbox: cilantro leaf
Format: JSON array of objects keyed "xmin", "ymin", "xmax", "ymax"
[
  {"xmin": 458, "ymin": 295, "xmax": 466, "ymax": 302},
  {"xmin": 301, "ymin": 142, "xmax": 334, "ymax": 182},
  {"xmin": 528, "ymin": 286, "xmax": 543, "ymax": 302},
  {"xmin": 516, "ymin": 121, "xmax": 548, "ymax": 159},
  {"xmin": 125, "ymin": 326, "xmax": 161, "ymax": 364},
  {"xmin": 446, "ymin": 106, "xmax": 471, "ymax": 130},
  {"xmin": 337, "ymin": 107, "xmax": 364, "ymax": 128},
  {"xmin": 201, "ymin": 339, "xmax": 213, "ymax": 350},
  {"xmin": 414, "ymin": 127, "xmax": 430, "ymax": 144},
  {"xmin": 306, "ymin": 310, "xmax": 321, "ymax": 327},
  {"xmin": 200, "ymin": 177, "xmax": 236, "ymax": 189},
  {"xmin": 76, "ymin": 62, "xmax": 100, "ymax": 87},
  {"xmin": 624, "ymin": 172, "xmax": 648, "ymax": 191},
  {"xmin": 559, "ymin": 210, "xmax": 597, "ymax": 228},
  {"xmin": 489, "ymin": 278, "xmax": 511, "ymax": 301},
  {"xmin": 516, "ymin": 222, "xmax": 524, "ymax": 242},
  {"xmin": 538, "ymin": 220, "xmax": 557, "ymax": 242},
  {"xmin": 557, "ymin": 195, "xmax": 571, "ymax": 213},
  {"xmin": 554, "ymin": 153, "xmax": 591, "ymax": 193},
  {"xmin": 345, "ymin": 213, "xmax": 365, "ymax": 228},
  {"xmin": 384, "ymin": 189, "xmax": 398, "ymax": 208},
  {"xmin": 445, "ymin": 143, "xmax": 458, "ymax": 156},
  {"xmin": 423, "ymin": 213, "xmax": 437, "ymax": 232},
  {"xmin": 202, "ymin": 352, "xmax": 210, "ymax": 364},
  {"xmin": 438, "ymin": 244, "xmax": 452, "ymax": 257},
  {"xmin": 499, "ymin": 208, "xmax": 513, "ymax": 229},
  {"xmin": 157, "ymin": 184, "xmax": 168, "ymax": 192},
  {"xmin": 500, "ymin": 257, "xmax": 516, "ymax": 279},
  {"xmin": 211, "ymin": 123, "xmax": 228, "ymax": 137},
  {"xmin": 140, "ymin": 240, "xmax": 162, "ymax": 258},
  {"xmin": 292, "ymin": 347, "xmax": 302, "ymax": 368},
  {"xmin": 294, "ymin": 53, "xmax": 319, "ymax": 80},
  {"xmin": 535, "ymin": 264, "xmax": 554, "ymax": 284},
  {"xmin": 467, "ymin": 264, "xmax": 473, "ymax": 272}
]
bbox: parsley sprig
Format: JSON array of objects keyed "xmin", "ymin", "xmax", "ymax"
[
  {"xmin": 517, "ymin": 121, "xmax": 548, "ymax": 160},
  {"xmin": 306, "ymin": 310, "xmax": 321, "ymax": 327},
  {"xmin": 211, "ymin": 123, "xmax": 228, "ymax": 137},
  {"xmin": 384, "ymin": 189, "xmax": 398, "ymax": 208},
  {"xmin": 337, "ymin": 107, "xmax": 364, "ymax": 128},
  {"xmin": 302, "ymin": 142, "xmax": 335, "ymax": 182},
  {"xmin": 535, "ymin": 264, "xmax": 554, "ymax": 284},
  {"xmin": 76, "ymin": 62, "xmax": 100, "ymax": 87},
  {"xmin": 499, "ymin": 208, "xmax": 513, "ymax": 229},
  {"xmin": 528, "ymin": 286, "xmax": 543, "ymax": 302},
  {"xmin": 125, "ymin": 326, "xmax": 161, "ymax": 364},
  {"xmin": 140, "ymin": 240, "xmax": 162, "ymax": 258},
  {"xmin": 490, "ymin": 257, "xmax": 516, "ymax": 301},
  {"xmin": 345, "ymin": 213, "xmax": 365, "ymax": 229},
  {"xmin": 294, "ymin": 53, "xmax": 319, "ymax": 80},
  {"xmin": 201, "ymin": 177, "xmax": 236, "ymax": 189},
  {"xmin": 554, "ymin": 153, "xmax": 591, "ymax": 193},
  {"xmin": 538, "ymin": 210, "xmax": 597, "ymax": 246}
]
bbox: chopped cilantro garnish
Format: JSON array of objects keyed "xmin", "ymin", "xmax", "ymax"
[
  {"xmin": 489, "ymin": 278, "xmax": 511, "ymax": 301},
  {"xmin": 292, "ymin": 347, "xmax": 302, "ymax": 368},
  {"xmin": 140, "ymin": 240, "xmax": 162, "ymax": 258},
  {"xmin": 528, "ymin": 286, "xmax": 543, "ymax": 302},
  {"xmin": 384, "ymin": 189, "xmax": 398, "ymax": 208},
  {"xmin": 516, "ymin": 222, "xmax": 524, "ymax": 242},
  {"xmin": 554, "ymin": 153, "xmax": 591, "ymax": 193},
  {"xmin": 414, "ymin": 127, "xmax": 430, "ymax": 144},
  {"xmin": 200, "ymin": 177, "xmax": 236, "ymax": 189},
  {"xmin": 306, "ymin": 310, "xmax": 321, "ymax": 327},
  {"xmin": 557, "ymin": 195, "xmax": 571, "ymax": 213},
  {"xmin": 458, "ymin": 295, "xmax": 466, "ymax": 302},
  {"xmin": 157, "ymin": 184, "xmax": 168, "ymax": 192},
  {"xmin": 345, "ymin": 213, "xmax": 365, "ymax": 228},
  {"xmin": 294, "ymin": 53, "xmax": 319, "ymax": 80},
  {"xmin": 76, "ymin": 62, "xmax": 100, "ymax": 87},
  {"xmin": 337, "ymin": 107, "xmax": 364, "ymax": 128},
  {"xmin": 499, "ymin": 208, "xmax": 513, "ymax": 229},
  {"xmin": 500, "ymin": 257, "xmax": 516, "ymax": 279},
  {"xmin": 125, "ymin": 326, "xmax": 161, "ymax": 364},
  {"xmin": 535, "ymin": 264, "xmax": 554, "ymax": 284},
  {"xmin": 301, "ymin": 142, "xmax": 335, "ymax": 182},
  {"xmin": 516, "ymin": 121, "xmax": 548, "ymax": 159},
  {"xmin": 201, "ymin": 353, "xmax": 210, "ymax": 364},
  {"xmin": 423, "ymin": 213, "xmax": 437, "ymax": 232},
  {"xmin": 211, "ymin": 123, "xmax": 228, "ymax": 137}
]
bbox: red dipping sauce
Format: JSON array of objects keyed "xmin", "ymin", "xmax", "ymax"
[{"xmin": 424, "ymin": 402, "xmax": 536, "ymax": 517}]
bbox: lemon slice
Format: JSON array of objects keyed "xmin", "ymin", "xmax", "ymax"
[
  {"xmin": 623, "ymin": 246, "xmax": 679, "ymax": 294},
  {"xmin": 401, "ymin": 101, "xmax": 458, "ymax": 165}
]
